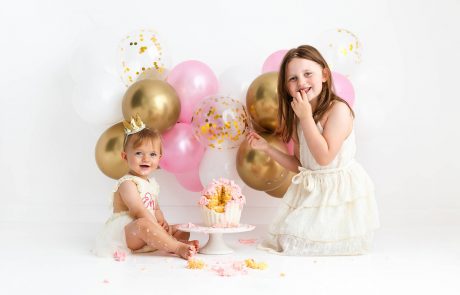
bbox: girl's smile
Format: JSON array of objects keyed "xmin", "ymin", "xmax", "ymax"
[{"xmin": 286, "ymin": 58, "xmax": 327, "ymax": 101}]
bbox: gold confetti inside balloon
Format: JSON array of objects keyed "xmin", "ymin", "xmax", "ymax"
[
  {"xmin": 246, "ymin": 72, "xmax": 279, "ymax": 133},
  {"xmin": 265, "ymin": 171, "xmax": 296, "ymax": 198},
  {"xmin": 136, "ymin": 67, "xmax": 169, "ymax": 82},
  {"xmin": 122, "ymin": 79, "xmax": 180, "ymax": 133},
  {"xmin": 316, "ymin": 28, "xmax": 362, "ymax": 76},
  {"xmin": 236, "ymin": 134, "xmax": 289, "ymax": 191},
  {"xmin": 119, "ymin": 29, "xmax": 170, "ymax": 87},
  {"xmin": 95, "ymin": 122, "xmax": 129, "ymax": 179},
  {"xmin": 191, "ymin": 96, "xmax": 249, "ymax": 149}
]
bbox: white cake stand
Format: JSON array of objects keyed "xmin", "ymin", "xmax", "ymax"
[{"xmin": 177, "ymin": 224, "xmax": 255, "ymax": 255}]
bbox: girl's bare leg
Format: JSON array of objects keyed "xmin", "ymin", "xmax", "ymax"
[{"xmin": 124, "ymin": 218, "xmax": 195, "ymax": 259}]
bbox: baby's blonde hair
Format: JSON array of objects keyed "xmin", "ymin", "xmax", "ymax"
[{"xmin": 124, "ymin": 128, "xmax": 162, "ymax": 155}]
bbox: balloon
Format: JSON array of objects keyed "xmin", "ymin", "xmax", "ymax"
[
  {"xmin": 70, "ymin": 27, "xmax": 124, "ymax": 126},
  {"xmin": 69, "ymin": 26, "xmax": 120, "ymax": 86},
  {"xmin": 265, "ymin": 171, "xmax": 296, "ymax": 198},
  {"xmin": 167, "ymin": 60, "xmax": 219, "ymax": 123},
  {"xmin": 332, "ymin": 72, "xmax": 355, "ymax": 107},
  {"xmin": 199, "ymin": 148, "xmax": 245, "ymax": 189},
  {"xmin": 71, "ymin": 74, "xmax": 125, "ymax": 126},
  {"xmin": 119, "ymin": 29, "xmax": 171, "ymax": 87},
  {"xmin": 191, "ymin": 96, "xmax": 248, "ymax": 149},
  {"xmin": 246, "ymin": 72, "xmax": 279, "ymax": 133},
  {"xmin": 175, "ymin": 168, "xmax": 203, "ymax": 192},
  {"xmin": 160, "ymin": 123, "xmax": 205, "ymax": 173},
  {"xmin": 95, "ymin": 122, "xmax": 129, "ymax": 179},
  {"xmin": 315, "ymin": 28, "xmax": 362, "ymax": 77},
  {"xmin": 122, "ymin": 79, "xmax": 180, "ymax": 133},
  {"xmin": 236, "ymin": 134, "xmax": 289, "ymax": 191},
  {"xmin": 137, "ymin": 67, "xmax": 169, "ymax": 82},
  {"xmin": 261, "ymin": 49, "xmax": 288, "ymax": 73},
  {"xmin": 218, "ymin": 65, "xmax": 259, "ymax": 103}
]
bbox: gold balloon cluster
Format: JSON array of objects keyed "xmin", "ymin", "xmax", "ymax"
[
  {"xmin": 95, "ymin": 79, "xmax": 180, "ymax": 179},
  {"xmin": 236, "ymin": 72, "xmax": 294, "ymax": 198}
]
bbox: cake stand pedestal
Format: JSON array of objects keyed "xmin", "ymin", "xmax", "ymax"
[{"xmin": 177, "ymin": 224, "xmax": 255, "ymax": 255}]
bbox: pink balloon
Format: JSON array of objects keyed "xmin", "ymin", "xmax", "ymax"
[
  {"xmin": 175, "ymin": 169, "xmax": 203, "ymax": 192},
  {"xmin": 332, "ymin": 72, "xmax": 355, "ymax": 107},
  {"xmin": 160, "ymin": 123, "xmax": 205, "ymax": 173},
  {"xmin": 167, "ymin": 60, "xmax": 219, "ymax": 123},
  {"xmin": 262, "ymin": 50, "xmax": 288, "ymax": 73}
]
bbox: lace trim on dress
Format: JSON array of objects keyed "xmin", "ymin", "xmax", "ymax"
[{"xmin": 260, "ymin": 232, "xmax": 374, "ymax": 256}]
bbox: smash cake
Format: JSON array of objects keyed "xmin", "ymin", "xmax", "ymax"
[{"xmin": 199, "ymin": 178, "xmax": 246, "ymax": 227}]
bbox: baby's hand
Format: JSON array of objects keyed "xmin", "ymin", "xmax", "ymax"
[{"xmin": 247, "ymin": 131, "xmax": 269, "ymax": 151}]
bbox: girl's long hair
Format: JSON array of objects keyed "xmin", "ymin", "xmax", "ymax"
[{"xmin": 277, "ymin": 45, "xmax": 354, "ymax": 142}]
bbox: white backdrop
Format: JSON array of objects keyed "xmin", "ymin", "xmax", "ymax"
[{"xmin": 0, "ymin": 0, "xmax": 459, "ymax": 228}]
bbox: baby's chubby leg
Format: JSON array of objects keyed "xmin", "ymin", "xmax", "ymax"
[
  {"xmin": 125, "ymin": 218, "xmax": 195, "ymax": 259},
  {"xmin": 171, "ymin": 224, "xmax": 200, "ymax": 250}
]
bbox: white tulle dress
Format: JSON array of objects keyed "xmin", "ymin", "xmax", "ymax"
[
  {"xmin": 93, "ymin": 175, "xmax": 160, "ymax": 257},
  {"xmin": 259, "ymin": 122, "xmax": 380, "ymax": 256}
]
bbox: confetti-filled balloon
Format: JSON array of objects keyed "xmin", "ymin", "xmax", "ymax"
[
  {"xmin": 316, "ymin": 28, "xmax": 362, "ymax": 77},
  {"xmin": 191, "ymin": 96, "xmax": 249, "ymax": 149},
  {"xmin": 119, "ymin": 29, "xmax": 170, "ymax": 87}
]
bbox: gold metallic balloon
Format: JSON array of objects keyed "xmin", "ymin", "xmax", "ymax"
[
  {"xmin": 236, "ymin": 133, "xmax": 289, "ymax": 191},
  {"xmin": 265, "ymin": 171, "xmax": 296, "ymax": 198},
  {"xmin": 95, "ymin": 122, "xmax": 129, "ymax": 179},
  {"xmin": 122, "ymin": 79, "xmax": 180, "ymax": 133},
  {"xmin": 246, "ymin": 72, "xmax": 279, "ymax": 132}
]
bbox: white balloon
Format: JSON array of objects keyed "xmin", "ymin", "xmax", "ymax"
[
  {"xmin": 71, "ymin": 73, "xmax": 125, "ymax": 126},
  {"xmin": 69, "ymin": 27, "xmax": 121, "ymax": 86},
  {"xmin": 199, "ymin": 148, "xmax": 245, "ymax": 189},
  {"xmin": 218, "ymin": 65, "xmax": 259, "ymax": 104}
]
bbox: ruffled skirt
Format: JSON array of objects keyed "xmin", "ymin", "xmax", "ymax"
[
  {"xmin": 93, "ymin": 212, "xmax": 134, "ymax": 257},
  {"xmin": 259, "ymin": 161, "xmax": 379, "ymax": 256}
]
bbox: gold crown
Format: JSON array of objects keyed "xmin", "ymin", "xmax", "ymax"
[{"xmin": 123, "ymin": 114, "xmax": 146, "ymax": 135}]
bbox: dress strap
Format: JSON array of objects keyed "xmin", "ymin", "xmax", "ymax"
[{"xmin": 113, "ymin": 175, "xmax": 142, "ymax": 193}]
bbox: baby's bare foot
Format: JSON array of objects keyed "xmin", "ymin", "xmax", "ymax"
[
  {"xmin": 186, "ymin": 240, "xmax": 200, "ymax": 252},
  {"xmin": 175, "ymin": 243, "xmax": 195, "ymax": 260}
]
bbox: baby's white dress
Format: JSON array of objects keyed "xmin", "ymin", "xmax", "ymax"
[
  {"xmin": 93, "ymin": 175, "xmax": 160, "ymax": 257},
  {"xmin": 259, "ymin": 122, "xmax": 380, "ymax": 255}
]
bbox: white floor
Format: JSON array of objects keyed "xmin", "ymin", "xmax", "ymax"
[{"xmin": 0, "ymin": 222, "xmax": 459, "ymax": 295}]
